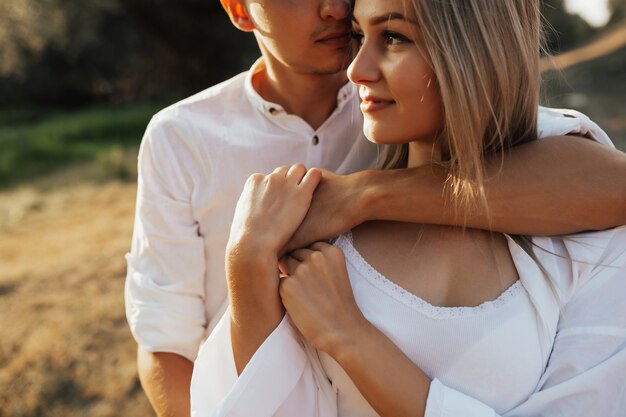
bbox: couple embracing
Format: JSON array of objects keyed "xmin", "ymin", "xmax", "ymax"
[{"xmin": 125, "ymin": 1, "xmax": 626, "ymax": 416}]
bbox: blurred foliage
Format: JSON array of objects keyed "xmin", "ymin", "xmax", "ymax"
[
  {"xmin": 0, "ymin": 0, "xmax": 257, "ymax": 107},
  {"xmin": 0, "ymin": 0, "xmax": 623, "ymax": 187},
  {"xmin": 541, "ymin": 0, "xmax": 599, "ymax": 52},
  {"xmin": 608, "ymin": 0, "xmax": 626, "ymax": 25},
  {"xmin": 0, "ymin": 0, "xmax": 620, "ymax": 108},
  {"xmin": 0, "ymin": 104, "xmax": 161, "ymax": 187}
]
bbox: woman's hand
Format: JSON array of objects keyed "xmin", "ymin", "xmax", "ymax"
[
  {"xmin": 228, "ymin": 164, "xmax": 322, "ymax": 257},
  {"xmin": 278, "ymin": 242, "xmax": 367, "ymax": 355},
  {"xmin": 226, "ymin": 163, "xmax": 322, "ymax": 315},
  {"xmin": 226, "ymin": 164, "xmax": 321, "ymax": 374},
  {"xmin": 280, "ymin": 242, "xmax": 432, "ymax": 417}
]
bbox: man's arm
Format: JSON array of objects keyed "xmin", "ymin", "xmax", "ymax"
[
  {"xmin": 137, "ymin": 349, "xmax": 193, "ymax": 417},
  {"xmin": 287, "ymin": 136, "xmax": 626, "ymax": 250},
  {"xmin": 125, "ymin": 114, "xmax": 209, "ymax": 417}
]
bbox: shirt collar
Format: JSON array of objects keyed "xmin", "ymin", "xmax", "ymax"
[{"xmin": 244, "ymin": 57, "xmax": 356, "ymax": 119}]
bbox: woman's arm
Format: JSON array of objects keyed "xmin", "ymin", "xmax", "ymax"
[
  {"xmin": 286, "ymin": 136, "xmax": 626, "ymax": 251},
  {"xmin": 226, "ymin": 164, "xmax": 321, "ymax": 374},
  {"xmin": 279, "ymin": 242, "xmax": 432, "ymax": 417},
  {"xmin": 333, "ymin": 318, "xmax": 432, "ymax": 416}
]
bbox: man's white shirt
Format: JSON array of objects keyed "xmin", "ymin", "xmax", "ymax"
[{"xmin": 125, "ymin": 59, "xmax": 377, "ymax": 361}]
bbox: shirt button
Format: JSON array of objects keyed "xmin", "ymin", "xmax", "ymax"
[
  {"xmin": 312, "ymin": 135, "xmax": 320, "ymax": 146},
  {"xmin": 269, "ymin": 107, "xmax": 278, "ymax": 115}
]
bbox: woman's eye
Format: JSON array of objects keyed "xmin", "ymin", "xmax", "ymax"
[{"xmin": 383, "ymin": 30, "xmax": 408, "ymax": 46}]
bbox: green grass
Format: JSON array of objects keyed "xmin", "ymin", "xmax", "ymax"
[{"xmin": 0, "ymin": 103, "xmax": 163, "ymax": 188}]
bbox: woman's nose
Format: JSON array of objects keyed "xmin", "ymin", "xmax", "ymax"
[{"xmin": 348, "ymin": 41, "xmax": 380, "ymax": 85}]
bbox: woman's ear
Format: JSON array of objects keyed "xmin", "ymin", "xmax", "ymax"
[{"xmin": 220, "ymin": 0, "xmax": 255, "ymax": 32}]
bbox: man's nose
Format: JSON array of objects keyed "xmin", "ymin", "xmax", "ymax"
[{"xmin": 320, "ymin": 0, "xmax": 350, "ymax": 21}]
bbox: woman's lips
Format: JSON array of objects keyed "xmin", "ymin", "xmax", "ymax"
[{"xmin": 360, "ymin": 97, "xmax": 395, "ymax": 112}]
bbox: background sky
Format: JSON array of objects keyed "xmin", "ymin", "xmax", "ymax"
[{"xmin": 566, "ymin": 0, "xmax": 611, "ymax": 26}]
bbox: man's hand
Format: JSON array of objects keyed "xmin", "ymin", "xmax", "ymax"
[
  {"xmin": 229, "ymin": 164, "xmax": 321, "ymax": 255},
  {"xmin": 284, "ymin": 169, "xmax": 371, "ymax": 252}
]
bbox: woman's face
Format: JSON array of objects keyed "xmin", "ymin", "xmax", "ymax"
[{"xmin": 348, "ymin": 0, "xmax": 442, "ymax": 153}]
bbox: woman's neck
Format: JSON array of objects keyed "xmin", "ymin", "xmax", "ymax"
[{"xmin": 407, "ymin": 140, "xmax": 442, "ymax": 168}]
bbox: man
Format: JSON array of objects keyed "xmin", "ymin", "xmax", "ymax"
[{"xmin": 125, "ymin": 1, "xmax": 626, "ymax": 416}]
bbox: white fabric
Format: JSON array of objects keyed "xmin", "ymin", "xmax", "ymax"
[
  {"xmin": 125, "ymin": 60, "xmax": 614, "ymax": 362},
  {"xmin": 191, "ymin": 226, "xmax": 626, "ymax": 417},
  {"xmin": 125, "ymin": 57, "xmax": 616, "ymax": 364},
  {"xmin": 184, "ymin": 84, "xmax": 624, "ymax": 416},
  {"xmin": 537, "ymin": 107, "xmax": 614, "ymax": 148},
  {"xmin": 319, "ymin": 233, "xmax": 543, "ymax": 415},
  {"xmin": 124, "ymin": 59, "xmax": 378, "ymax": 361}
]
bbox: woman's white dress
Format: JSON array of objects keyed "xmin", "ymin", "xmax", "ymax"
[{"xmin": 190, "ymin": 108, "xmax": 626, "ymax": 417}]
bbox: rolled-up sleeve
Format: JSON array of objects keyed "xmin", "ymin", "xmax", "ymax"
[
  {"xmin": 125, "ymin": 113, "xmax": 208, "ymax": 361},
  {"xmin": 537, "ymin": 106, "xmax": 614, "ymax": 147},
  {"xmin": 191, "ymin": 308, "xmax": 337, "ymax": 417}
]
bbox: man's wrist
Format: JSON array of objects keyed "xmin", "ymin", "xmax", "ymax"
[
  {"xmin": 359, "ymin": 165, "xmax": 447, "ymax": 224},
  {"xmin": 352, "ymin": 169, "xmax": 385, "ymax": 223}
]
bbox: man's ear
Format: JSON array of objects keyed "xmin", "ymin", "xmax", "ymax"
[{"xmin": 220, "ymin": 0, "xmax": 255, "ymax": 32}]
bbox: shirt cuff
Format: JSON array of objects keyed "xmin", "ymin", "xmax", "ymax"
[
  {"xmin": 125, "ymin": 266, "xmax": 206, "ymax": 362},
  {"xmin": 191, "ymin": 308, "xmax": 309, "ymax": 417},
  {"xmin": 424, "ymin": 378, "xmax": 498, "ymax": 417}
]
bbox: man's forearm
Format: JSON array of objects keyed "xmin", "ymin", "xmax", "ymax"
[
  {"xmin": 365, "ymin": 136, "xmax": 626, "ymax": 235},
  {"xmin": 137, "ymin": 348, "xmax": 193, "ymax": 417}
]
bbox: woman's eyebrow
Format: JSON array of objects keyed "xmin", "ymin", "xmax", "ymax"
[{"xmin": 352, "ymin": 12, "xmax": 418, "ymax": 26}]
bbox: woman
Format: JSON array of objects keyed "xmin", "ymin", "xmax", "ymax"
[{"xmin": 191, "ymin": 0, "xmax": 626, "ymax": 416}]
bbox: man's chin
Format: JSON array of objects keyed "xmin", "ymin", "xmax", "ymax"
[{"xmin": 310, "ymin": 58, "xmax": 352, "ymax": 76}]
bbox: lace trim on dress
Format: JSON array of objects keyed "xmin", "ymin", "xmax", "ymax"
[{"xmin": 335, "ymin": 231, "xmax": 524, "ymax": 319}]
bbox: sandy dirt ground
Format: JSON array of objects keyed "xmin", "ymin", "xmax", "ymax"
[{"xmin": 0, "ymin": 181, "xmax": 153, "ymax": 416}]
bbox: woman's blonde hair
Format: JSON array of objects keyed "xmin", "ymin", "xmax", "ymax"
[
  {"xmin": 378, "ymin": 1, "xmax": 566, "ymax": 306},
  {"xmin": 383, "ymin": 0, "xmax": 544, "ymax": 216}
]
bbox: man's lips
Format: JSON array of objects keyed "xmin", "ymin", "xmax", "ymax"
[
  {"xmin": 316, "ymin": 31, "xmax": 351, "ymax": 47},
  {"xmin": 360, "ymin": 96, "xmax": 396, "ymax": 112}
]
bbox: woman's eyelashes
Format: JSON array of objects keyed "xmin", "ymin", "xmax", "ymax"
[
  {"xmin": 350, "ymin": 28, "xmax": 411, "ymax": 50},
  {"xmin": 383, "ymin": 30, "xmax": 410, "ymax": 46}
]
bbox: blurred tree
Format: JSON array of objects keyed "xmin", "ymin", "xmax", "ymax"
[
  {"xmin": 0, "ymin": 0, "xmax": 151, "ymax": 106},
  {"xmin": 121, "ymin": 0, "xmax": 257, "ymax": 98},
  {"xmin": 0, "ymin": 0, "xmax": 258, "ymax": 107},
  {"xmin": 608, "ymin": 0, "xmax": 626, "ymax": 26},
  {"xmin": 541, "ymin": 0, "xmax": 599, "ymax": 54},
  {"xmin": 0, "ymin": 0, "xmax": 67, "ymax": 77},
  {"xmin": 0, "ymin": 0, "xmax": 615, "ymax": 108}
]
